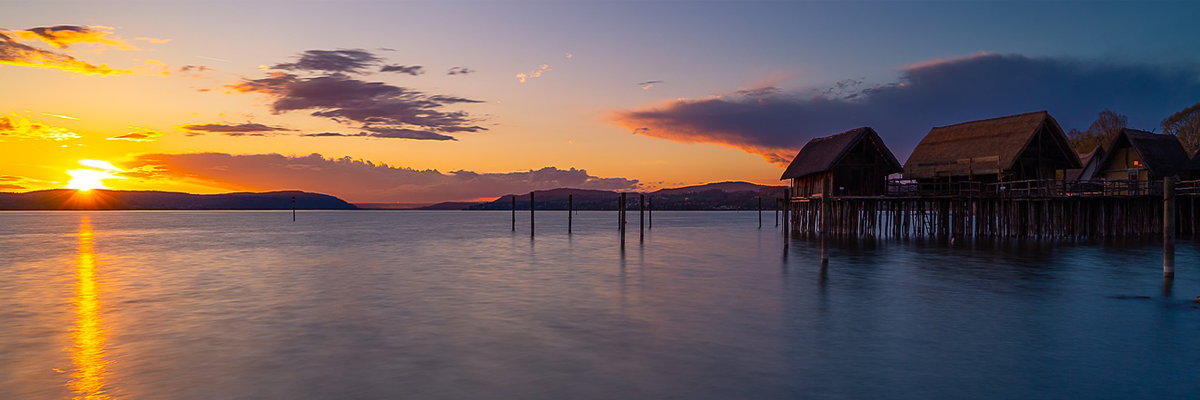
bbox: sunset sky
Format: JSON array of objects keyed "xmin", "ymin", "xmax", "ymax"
[{"xmin": 3, "ymin": 1, "xmax": 1199, "ymax": 203}]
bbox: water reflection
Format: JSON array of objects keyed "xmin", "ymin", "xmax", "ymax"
[{"xmin": 71, "ymin": 216, "xmax": 112, "ymax": 400}]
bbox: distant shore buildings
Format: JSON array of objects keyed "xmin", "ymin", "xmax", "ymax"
[{"xmin": 779, "ymin": 110, "xmax": 1200, "ymax": 238}]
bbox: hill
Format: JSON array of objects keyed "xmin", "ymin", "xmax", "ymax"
[
  {"xmin": 467, "ymin": 182, "xmax": 785, "ymax": 211},
  {"xmin": 0, "ymin": 189, "xmax": 358, "ymax": 210}
]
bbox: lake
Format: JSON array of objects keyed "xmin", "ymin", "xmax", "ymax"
[{"xmin": 1, "ymin": 211, "xmax": 1198, "ymax": 399}]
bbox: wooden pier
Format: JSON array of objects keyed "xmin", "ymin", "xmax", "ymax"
[{"xmin": 786, "ymin": 178, "xmax": 1200, "ymax": 238}]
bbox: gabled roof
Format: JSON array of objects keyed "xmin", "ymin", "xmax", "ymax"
[
  {"xmin": 779, "ymin": 127, "xmax": 902, "ymax": 180},
  {"xmin": 903, "ymin": 111, "xmax": 1081, "ymax": 179},
  {"xmin": 1099, "ymin": 128, "xmax": 1191, "ymax": 177}
]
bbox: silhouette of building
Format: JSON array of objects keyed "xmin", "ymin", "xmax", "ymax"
[{"xmin": 780, "ymin": 127, "xmax": 902, "ymax": 197}]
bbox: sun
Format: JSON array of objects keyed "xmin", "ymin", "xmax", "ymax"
[
  {"xmin": 67, "ymin": 169, "xmax": 113, "ymax": 192},
  {"xmin": 65, "ymin": 160, "xmax": 123, "ymax": 192}
]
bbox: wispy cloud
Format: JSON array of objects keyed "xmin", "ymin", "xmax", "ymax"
[
  {"xmin": 0, "ymin": 25, "xmax": 136, "ymax": 50},
  {"xmin": 447, "ymin": 66, "xmax": 474, "ymax": 75},
  {"xmin": 273, "ymin": 49, "xmax": 383, "ymax": 74},
  {"xmin": 637, "ymin": 80, "xmax": 663, "ymax": 90},
  {"xmin": 516, "ymin": 64, "xmax": 550, "ymax": 83},
  {"xmin": 380, "ymin": 64, "xmax": 424, "ymax": 75},
  {"xmin": 179, "ymin": 122, "xmax": 294, "ymax": 137},
  {"xmin": 108, "ymin": 126, "xmax": 164, "ymax": 142},
  {"xmin": 0, "ymin": 113, "xmax": 81, "ymax": 141},
  {"xmin": 0, "ymin": 32, "xmax": 131, "ymax": 76}
]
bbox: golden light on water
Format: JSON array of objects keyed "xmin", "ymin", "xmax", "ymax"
[{"xmin": 71, "ymin": 216, "xmax": 113, "ymax": 400}]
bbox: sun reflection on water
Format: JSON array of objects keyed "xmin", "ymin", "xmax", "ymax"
[{"xmin": 71, "ymin": 216, "xmax": 112, "ymax": 400}]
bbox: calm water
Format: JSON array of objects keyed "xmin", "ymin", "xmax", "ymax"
[{"xmin": 1, "ymin": 211, "xmax": 1198, "ymax": 399}]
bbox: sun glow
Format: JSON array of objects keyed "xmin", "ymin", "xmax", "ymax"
[{"xmin": 66, "ymin": 160, "xmax": 123, "ymax": 192}]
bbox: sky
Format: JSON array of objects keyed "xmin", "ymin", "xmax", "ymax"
[{"xmin": 2, "ymin": 1, "xmax": 1199, "ymax": 204}]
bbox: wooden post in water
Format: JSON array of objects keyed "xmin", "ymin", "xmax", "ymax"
[
  {"xmin": 775, "ymin": 198, "xmax": 779, "ymax": 227},
  {"xmin": 291, "ymin": 196, "xmax": 296, "ymax": 221},
  {"xmin": 820, "ymin": 175, "xmax": 831, "ymax": 264},
  {"xmin": 568, "ymin": 194, "xmax": 573, "ymax": 233},
  {"xmin": 1164, "ymin": 176, "xmax": 1176, "ymax": 277},
  {"xmin": 782, "ymin": 189, "xmax": 790, "ymax": 237},
  {"xmin": 648, "ymin": 196, "xmax": 653, "ymax": 230},
  {"xmin": 758, "ymin": 196, "xmax": 762, "ymax": 228},
  {"xmin": 512, "ymin": 195, "xmax": 516, "ymax": 231},
  {"xmin": 530, "ymin": 192, "xmax": 535, "ymax": 236},
  {"xmin": 640, "ymin": 194, "xmax": 645, "ymax": 241},
  {"xmin": 619, "ymin": 193, "xmax": 627, "ymax": 247}
]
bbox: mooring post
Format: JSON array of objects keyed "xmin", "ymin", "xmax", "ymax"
[
  {"xmin": 640, "ymin": 194, "xmax": 645, "ymax": 241},
  {"xmin": 775, "ymin": 198, "xmax": 779, "ymax": 227},
  {"xmin": 1165, "ymin": 176, "xmax": 1176, "ymax": 277},
  {"xmin": 620, "ymin": 192, "xmax": 627, "ymax": 247},
  {"xmin": 758, "ymin": 196, "xmax": 762, "ymax": 228},
  {"xmin": 530, "ymin": 192, "xmax": 535, "ymax": 237},
  {"xmin": 291, "ymin": 196, "xmax": 296, "ymax": 222},
  {"xmin": 783, "ymin": 189, "xmax": 790, "ymax": 237},
  {"xmin": 821, "ymin": 176, "xmax": 831, "ymax": 264},
  {"xmin": 648, "ymin": 196, "xmax": 653, "ymax": 230},
  {"xmin": 568, "ymin": 194, "xmax": 573, "ymax": 234},
  {"xmin": 512, "ymin": 195, "xmax": 516, "ymax": 232}
]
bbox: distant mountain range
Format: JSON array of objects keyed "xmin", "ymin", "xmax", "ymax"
[
  {"xmin": 460, "ymin": 181, "xmax": 785, "ymax": 211},
  {"xmin": 0, "ymin": 181, "xmax": 783, "ymax": 211},
  {"xmin": 0, "ymin": 189, "xmax": 357, "ymax": 210}
]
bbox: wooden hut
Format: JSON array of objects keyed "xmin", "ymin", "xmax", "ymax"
[
  {"xmin": 1095, "ymin": 128, "xmax": 1190, "ymax": 181},
  {"xmin": 780, "ymin": 127, "xmax": 902, "ymax": 197},
  {"xmin": 903, "ymin": 111, "xmax": 1081, "ymax": 183},
  {"xmin": 1064, "ymin": 144, "xmax": 1104, "ymax": 181}
]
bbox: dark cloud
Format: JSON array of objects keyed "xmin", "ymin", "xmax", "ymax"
[
  {"xmin": 179, "ymin": 65, "xmax": 212, "ymax": 72},
  {"xmin": 612, "ymin": 53, "xmax": 1200, "ymax": 165},
  {"xmin": 447, "ymin": 67, "xmax": 474, "ymax": 75},
  {"xmin": 229, "ymin": 62, "xmax": 486, "ymax": 139},
  {"xmin": 272, "ymin": 49, "xmax": 383, "ymax": 74},
  {"xmin": 380, "ymin": 64, "xmax": 424, "ymax": 75},
  {"xmin": 180, "ymin": 123, "xmax": 294, "ymax": 136},
  {"xmin": 303, "ymin": 127, "xmax": 455, "ymax": 140},
  {"xmin": 636, "ymin": 80, "xmax": 663, "ymax": 86},
  {"xmin": 120, "ymin": 152, "xmax": 640, "ymax": 203}
]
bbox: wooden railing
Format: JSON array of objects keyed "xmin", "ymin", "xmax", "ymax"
[{"xmin": 883, "ymin": 179, "xmax": 1167, "ymax": 198}]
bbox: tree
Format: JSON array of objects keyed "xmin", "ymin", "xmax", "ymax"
[
  {"xmin": 1067, "ymin": 109, "xmax": 1127, "ymax": 154},
  {"xmin": 1163, "ymin": 102, "xmax": 1200, "ymax": 156}
]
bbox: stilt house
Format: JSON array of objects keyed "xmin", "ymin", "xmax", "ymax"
[
  {"xmin": 779, "ymin": 127, "xmax": 903, "ymax": 197},
  {"xmin": 1095, "ymin": 128, "xmax": 1191, "ymax": 181},
  {"xmin": 903, "ymin": 111, "xmax": 1081, "ymax": 183}
]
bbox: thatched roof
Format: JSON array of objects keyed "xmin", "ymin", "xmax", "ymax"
[
  {"xmin": 780, "ymin": 127, "xmax": 902, "ymax": 180},
  {"xmin": 1099, "ymin": 128, "xmax": 1191, "ymax": 177},
  {"xmin": 904, "ymin": 111, "xmax": 1080, "ymax": 179}
]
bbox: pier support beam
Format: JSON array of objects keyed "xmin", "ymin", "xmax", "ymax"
[
  {"xmin": 821, "ymin": 175, "xmax": 831, "ymax": 264},
  {"xmin": 1165, "ymin": 176, "xmax": 1176, "ymax": 277},
  {"xmin": 640, "ymin": 194, "xmax": 645, "ymax": 241},
  {"xmin": 530, "ymin": 192, "xmax": 535, "ymax": 237}
]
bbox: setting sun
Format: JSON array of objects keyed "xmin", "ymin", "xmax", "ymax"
[{"xmin": 66, "ymin": 160, "xmax": 122, "ymax": 191}]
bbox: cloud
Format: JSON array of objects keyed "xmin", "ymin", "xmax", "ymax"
[
  {"xmin": 447, "ymin": 66, "xmax": 474, "ymax": 75},
  {"xmin": 273, "ymin": 49, "xmax": 383, "ymax": 74},
  {"xmin": 516, "ymin": 64, "xmax": 550, "ymax": 83},
  {"xmin": 120, "ymin": 152, "xmax": 640, "ymax": 203},
  {"xmin": 0, "ymin": 174, "xmax": 45, "ymax": 191},
  {"xmin": 135, "ymin": 37, "xmax": 171, "ymax": 44},
  {"xmin": 0, "ymin": 33, "xmax": 130, "ymax": 76},
  {"xmin": 303, "ymin": 127, "xmax": 455, "ymax": 140},
  {"xmin": 0, "ymin": 113, "xmax": 81, "ymax": 141},
  {"xmin": 179, "ymin": 65, "xmax": 212, "ymax": 72},
  {"xmin": 638, "ymin": 80, "xmax": 663, "ymax": 90},
  {"xmin": 228, "ymin": 54, "xmax": 487, "ymax": 140},
  {"xmin": 380, "ymin": 64, "xmax": 424, "ymax": 75},
  {"xmin": 0, "ymin": 25, "xmax": 136, "ymax": 49},
  {"xmin": 108, "ymin": 127, "xmax": 164, "ymax": 142},
  {"xmin": 612, "ymin": 53, "xmax": 1200, "ymax": 165},
  {"xmin": 179, "ymin": 122, "xmax": 294, "ymax": 137}
]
